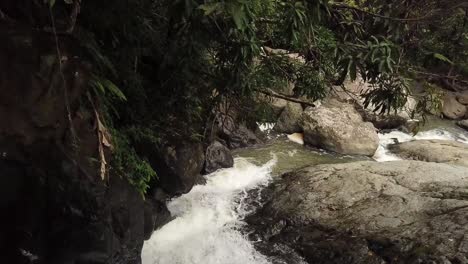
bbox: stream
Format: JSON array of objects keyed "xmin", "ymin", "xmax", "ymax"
[{"xmin": 142, "ymin": 119, "xmax": 468, "ymax": 264}]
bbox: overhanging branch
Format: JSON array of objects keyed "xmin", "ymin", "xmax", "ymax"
[{"xmin": 255, "ymin": 88, "xmax": 316, "ymax": 107}]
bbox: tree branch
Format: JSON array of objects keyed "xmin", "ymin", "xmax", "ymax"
[{"xmin": 255, "ymin": 88, "xmax": 316, "ymax": 107}]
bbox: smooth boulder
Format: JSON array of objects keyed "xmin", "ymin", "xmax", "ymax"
[
  {"xmin": 300, "ymin": 100, "xmax": 379, "ymax": 156},
  {"xmin": 389, "ymin": 139, "xmax": 468, "ymax": 167},
  {"xmin": 204, "ymin": 141, "xmax": 234, "ymax": 174},
  {"xmin": 274, "ymin": 102, "xmax": 303, "ymax": 134},
  {"xmin": 442, "ymin": 93, "xmax": 467, "ymax": 120},
  {"xmin": 248, "ymin": 161, "xmax": 468, "ymax": 263}
]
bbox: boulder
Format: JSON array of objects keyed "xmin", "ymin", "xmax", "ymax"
[
  {"xmin": 224, "ymin": 124, "xmax": 261, "ymax": 149},
  {"xmin": 274, "ymin": 102, "xmax": 303, "ymax": 134},
  {"xmin": 397, "ymin": 96, "xmax": 418, "ymax": 120},
  {"xmin": 442, "ymin": 93, "xmax": 467, "ymax": 120},
  {"xmin": 269, "ymin": 98, "xmax": 288, "ymax": 117},
  {"xmin": 300, "ymin": 100, "xmax": 379, "ymax": 156},
  {"xmin": 248, "ymin": 161, "xmax": 468, "ymax": 263},
  {"xmin": 389, "ymin": 139, "xmax": 468, "ymax": 167},
  {"xmin": 204, "ymin": 141, "xmax": 234, "ymax": 174},
  {"xmin": 458, "ymin": 119, "xmax": 468, "ymax": 130},
  {"xmin": 153, "ymin": 142, "xmax": 205, "ymax": 195},
  {"xmin": 213, "ymin": 113, "xmax": 261, "ymax": 149},
  {"xmin": 362, "ymin": 112, "xmax": 408, "ymax": 130},
  {"xmin": 265, "ymin": 82, "xmax": 296, "ymax": 116},
  {"xmin": 456, "ymin": 90, "xmax": 468, "ymax": 105},
  {"xmin": 143, "ymin": 199, "xmax": 171, "ymax": 240}
]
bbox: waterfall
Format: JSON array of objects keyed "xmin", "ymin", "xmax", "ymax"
[
  {"xmin": 143, "ymin": 123, "xmax": 468, "ymax": 264},
  {"xmin": 142, "ymin": 156, "xmax": 277, "ymax": 264}
]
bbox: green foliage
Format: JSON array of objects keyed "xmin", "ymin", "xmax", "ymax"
[
  {"xmin": 48, "ymin": 0, "xmax": 467, "ymax": 192},
  {"xmin": 90, "ymin": 76, "xmax": 127, "ymax": 101},
  {"xmin": 362, "ymin": 74, "xmax": 410, "ymax": 114},
  {"xmin": 110, "ymin": 128, "xmax": 157, "ymax": 196},
  {"xmin": 433, "ymin": 53, "xmax": 454, "ymax": 65}
]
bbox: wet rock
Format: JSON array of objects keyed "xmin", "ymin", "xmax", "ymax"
[
  {"xmin": 389, "ymin": 139, "xmax": 468, "ymax": 167},
  {"xmin": 153, "ymin": 142, "xmax": 205, "ymax": 195},
  {"xmin": 225, "ymin": 124, "xmax": 261, "ymax": 149},
  {"xmin": 458, "ymin": 119, "xmax": 468, "ymax": 131},
  {"xmin": 248, "ymin": 161, "xmax": 468, "ymax": 263},
  {"xmin": 300, "ymin": 100, "xmax": 379, "ymax": 156},
  {"xmin": 275, "ymin": 102, "xmax": 303, "ymax": 134},
  {"xmin": 143, "ymin": 199, "xmax": 171, "ymax": 240},
  {"xmin": 213, "ymin": 112, "xmax": 261, "ymax": 149},
  {"xmin": 204, "ymin": 141, "xmax": 234, "ymax": 174},
  {"xmin": 442, "ymin": 93, "xmax": 467, "ymax": 120}
]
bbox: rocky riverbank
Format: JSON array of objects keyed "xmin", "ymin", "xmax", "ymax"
[{"xmin": 247, "ymin": 160, "xmax": 468, "ymax": 264}]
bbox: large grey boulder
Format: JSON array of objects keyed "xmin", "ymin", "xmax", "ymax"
[
  {"xmin": 300, "ymin": 100, "xmax": 379, "ymax": 156},
  {"xmin": 442, "ymin": 93, "xmax": 467, "ymax": 120},
  {"xmin": 389, "ymin": 139, "xmax": 468, "ymax": 167},
  {"xmin": 248, "ymin": 161, "xmax": 468, "ymax": 263},
  {"xmin": 204, "ymin": 141, "xmax": 234, "ymax": 174},
  {"xmin": 274, "ymin": 102, "xmax": 303, "ymax": 134}
]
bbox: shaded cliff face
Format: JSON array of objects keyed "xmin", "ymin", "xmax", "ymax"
[{"xmin": 0, "ymin": 23, "xmax": 168, "ymax": 264}]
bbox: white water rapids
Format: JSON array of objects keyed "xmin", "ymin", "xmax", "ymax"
[
  {"xmin": 142, "ymin": 125, "xmax": 468, "ymax": 264},
  {"xmin": 374, "ymin": 128, "xmax": 468, "ymax": 161},
  {"xmin": 142, "ymin": 157, "xmax": 277, "ymax": 264}
]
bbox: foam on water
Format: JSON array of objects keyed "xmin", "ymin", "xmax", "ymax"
[
  {"xmin": 374, "ymin": 128, "xmax": 468, "ymax": 162},
  {"xmin": 142, "ymin": 156, "xmax": 277, "ymax": 264}
]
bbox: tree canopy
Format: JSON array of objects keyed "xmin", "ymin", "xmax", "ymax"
[{"xmin": 2, "ymin": 0, "xmax": 467, "ymax": 193}]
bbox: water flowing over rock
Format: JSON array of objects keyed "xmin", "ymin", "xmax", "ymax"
[
  {"xmin": 389, "ymin": 139, "xmax": 468, "ymax": 167},
  {"xmin": 274, "ymin": 102, "xmax": 303, "ymax": 134},
  {"xmin": 442, "ymin": 93, "xmax": 467, "ymax": 120},
  {"xmin": 248, "ymin": 161, "xmax": 468, "ymax": 263},
  {"xmin": 142, "ymin": 157, "xmax": 276, "ymax": 264},
  {"xmin": 204, "ymin": 141, "xmax": 234, "ymax": 174},
  {"xmin": 300, "ymin": 100, "xmax": 379, "ymax": 156}
]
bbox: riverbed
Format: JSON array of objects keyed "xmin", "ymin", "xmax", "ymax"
[{"xmin": 142, "ymin": 120, "xmax": 468, "ymax": 264}]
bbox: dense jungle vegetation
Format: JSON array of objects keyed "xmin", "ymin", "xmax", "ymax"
[{"xmin": 2, "ymin": 0, "xmax": 467, "ymax": 193}]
